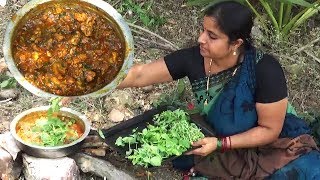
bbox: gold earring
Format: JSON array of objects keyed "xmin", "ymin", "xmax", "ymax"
[{"xmin": 233, "ymin": 51, "xmax": 237, "ymax": 56}]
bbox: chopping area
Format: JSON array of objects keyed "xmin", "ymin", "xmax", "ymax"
[{"xmin": 1, "ymin": 0, "xmax": 320, "ymax": 180}]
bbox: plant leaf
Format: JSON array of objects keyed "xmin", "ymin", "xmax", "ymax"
[
  {"xmin": 150, "ymin": 156, "xmax": 162, "ymax": 166},
  {"xmin": 0, "ymin": 77, "xmax": 16, "ymax": 89},
  {"xmin": 115, "ymin": 137, "xmax": 125, "ymax": 147},
  {"xmin": 186, "ymin": 0, "xmax": 246, "ymax": 7},
  {"xmin": 98, "ymin": 129, "xmax": 105, "ymax": 139},
  {"xmin": 279, "ymin": 0, "xmax": 313, "ymax": 7}
]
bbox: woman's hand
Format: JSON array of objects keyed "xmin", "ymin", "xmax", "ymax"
[
  {"xmin": 185, "ymin": 137, "xmax": 217, "ymax": 156},
  {"xmin": 59, "ymin": 97, "xmax": 75, "ymax": 106}
]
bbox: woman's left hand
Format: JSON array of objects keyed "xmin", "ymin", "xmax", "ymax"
[{"xmin": 185, "ymin": 137, "xmax": 217, "ymax": 156}]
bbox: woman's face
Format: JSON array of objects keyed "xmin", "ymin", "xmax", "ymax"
[{"xmin": 198, "ymin": 16, "xmax": 234, "ymax": 59}]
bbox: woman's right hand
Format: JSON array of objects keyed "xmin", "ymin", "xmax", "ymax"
[
  {"xmin": 117, "ymin": 58, "xmax": 173, "ymax": 89},
  {"xmin": 59, "ymin": 97, "xmax": 75, "ymax": 106}
]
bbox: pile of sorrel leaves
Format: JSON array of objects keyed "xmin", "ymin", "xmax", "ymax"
[{"xmin": 115, "ymin": 109, "xmax": 204, "ymax": 167}]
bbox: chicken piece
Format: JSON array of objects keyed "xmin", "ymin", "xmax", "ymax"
[
  {"xmin": 19, "ymin": 54, "xmax": 27, "ymax": 61},
  {"xmin": 80, "ymin": 16, "xmax": 95, "ymax": 36},
  {"xmin": 32, "ymin": 52, "xmax": 39, "ymax": 61},
  {"xmin": 51, "ymin": 77, "xmax": 61, "ymax": 85},
  {"xmin": 108, "ymin": 52, "xmax": 118, "ymax": 64},
  {"xmin": 74, "ymin": 12, "xmax": 87, "ymax": 22},
  {"xmin": 78, "ymin": 54, "xmax": 87, "ymax": 61},
  {"xmin": 46, "ymin": 14, "xmax": 56, "ymax": 25},
  {"xmin": 46, "ymin": 38, "xmax": 53, "ymax": 48},
  {"xmin": 69, "ymin": 47, "xmax": 76, "ymax": 55},
  {"xmin": 34, "ymin": 27, "xmax": 41, "ymax": 35},
  {"xmin": 63, "ymin": 14, "xmax": 72, "ymax": 22},
  {"xmin": 61, "ymin": 25, "xmax": 71, "ymax": 34},
  {"xmin": 70, "ymin": 31, "xmax": 81, "ymax": 45},
  {"xmin": 46, "ymin": 51, "xmax": 52, "ymax": 57},
  {"xmin": 72, "ymin": 54, "xmax": 86, "ymax": 65},
  {"xmin": 66, "ymin": 77, "xmax": 76, "ymax": 84},
  {"xmin": 52, "ymin": 63, "xmax": 61, "ymax": 76},
  {"xmin": 54, "ymin": 33, "xmax": 64, "ymax": 42},
  {"xmin": 55, "ymin": 6, "xmax": 63, "ymax": 14},
  {"xmin": 31, "ymin": 44, "xmax": 41, "ymax": 51},
  {"xmin": 81, "ymin": 37, "xmax": 90, "ymax": 44},
  {"xmin": 57, "ymin": 48, "xmax": 68, "ymax": 58},
  {"xmin": 85, "ymin": 70, "xmax": 96, "ymax": 82}
]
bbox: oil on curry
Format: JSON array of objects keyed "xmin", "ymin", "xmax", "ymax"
[{"xmin": 11, "ymin": 1, "xmax": 125, "ymax": 96}]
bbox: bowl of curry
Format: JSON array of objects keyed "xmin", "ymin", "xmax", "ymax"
[
  {"xmin": 10, "ymin": 106, "xmax": 91, "ymax": 158},
  {"xmin": 3, "ymin": 0, "xmax": 134, "ymax": 97}
]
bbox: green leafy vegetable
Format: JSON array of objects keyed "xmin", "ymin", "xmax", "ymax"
[
  {"xmin": 0, "ymin": 77, "xmax": 16, "ymax": 89},
  {"xmin": 31, "ymin": 97, "xmax": 77, "ymax": 146},
  {"xmin": 98, "ymin": 129, "xmax": 105, "ymax": 139},
  {"xmin": 115, "ymin": 109, "xmax": 204, "ymax": 167}
]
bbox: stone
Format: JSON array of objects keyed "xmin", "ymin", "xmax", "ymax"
[
  {"xmin": 0, "ymin": 132, "xmax": 20, "ymax": 160},
  {"xmin": 0, "ymin": 147, "xmax": 22, "ymax": 180},
  {"xmin": 105, "ymin": 90, "xmax": 134, "ymax": 107},
  {"xmin": 23, "ymin": 154, "xmax": 80, "ymax": 180},
  {"xmin": 0, "ymin": 89, "xmax": 19, "ymax": 101},
  {"xmin": 141, "ymin": 85, "xmax": 154, "ymax": 93},
  {"xmin": 0, "ymin": 121, "xmax": 10, "ymax": 132},
  {"xmin": 0, "ymin": 58, "xmax": 7, "ymax": 73},
  {"xmin": 0, "ymin": 0, "xmax": 6, "ymax": 7},
  {"xmin": 72, "ymin": 153, "xmax": 135, "ymax": 180},
  {"xmin": 0, "ymin": 147, "xmax": 12, "ymax": 180},
  {"xmin": 108, "ymin": 108, "xmax": 125, "ymax": 122}
]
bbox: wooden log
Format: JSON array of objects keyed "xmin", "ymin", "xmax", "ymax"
[
  {"xmin": 82, "ymin": 148, "xmax": 106, "ymax": 157},
  {"xmin": 72, "ymin": 153, "xmax": 136, "ymax": 180}
]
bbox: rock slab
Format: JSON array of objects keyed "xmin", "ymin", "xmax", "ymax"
[
  {"xmin": 0, "ymin": 132, "xmax": 22, "ymax": 180},
  {"xmin": 23, "ymin": 154, "xmax": 80, "ymax": 180}
]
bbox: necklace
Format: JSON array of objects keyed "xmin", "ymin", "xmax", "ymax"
[
  {"xmin": 204, "ymin": 59, "xmax": 213, "ymax": 106},
  {"xmin": 204, "ymin": 59, "xmax": 239, "ymax": 106}
]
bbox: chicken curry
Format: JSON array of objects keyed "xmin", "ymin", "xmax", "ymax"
[{"xmin": 12, "ymin": 1, "xmax": 125, "ymax": 96}]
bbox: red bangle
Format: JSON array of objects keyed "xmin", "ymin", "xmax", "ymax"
[
  {"xmin": 228, "ymin": 136, "xmax": 232, "ymax": 150},
  {"xmin": 222, "ymin": 137, "xmax": 227, "ymax": 153}
]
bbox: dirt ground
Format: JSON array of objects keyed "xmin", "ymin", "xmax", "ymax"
[{"xmin": 0, "ymin": 0, "xmax": 320, "ymax": 179}]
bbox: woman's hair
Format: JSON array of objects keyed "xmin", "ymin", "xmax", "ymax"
[{"xmin": 204, "ymin": 1, "xmax": 253, "ymax": 50}]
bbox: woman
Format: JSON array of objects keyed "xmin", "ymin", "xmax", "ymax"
[{"xmin": 119, "ymin": 1, "xmax": 320, "ymax": 179}]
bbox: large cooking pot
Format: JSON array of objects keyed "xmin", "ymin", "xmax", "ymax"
[
  {"xmin": 3, "ymin": 0, "xmax": 134, "ymax": 98},
  {"xmin": 10, "ymin": 106, "xmax": 91, "ymax": 158}
]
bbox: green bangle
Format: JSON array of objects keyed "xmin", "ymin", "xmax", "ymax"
[{"xmin": 216, "ymin": 138, "xmax": 222, "ymax": 151}]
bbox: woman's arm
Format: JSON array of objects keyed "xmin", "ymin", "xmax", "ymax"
[
  {"xmin": 117, "ymin": 58, "xmax": 173, "ymax": 89},
  {"xmin": 187, "ymin": 98, "xmax": 287, "ymax": 156}
]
